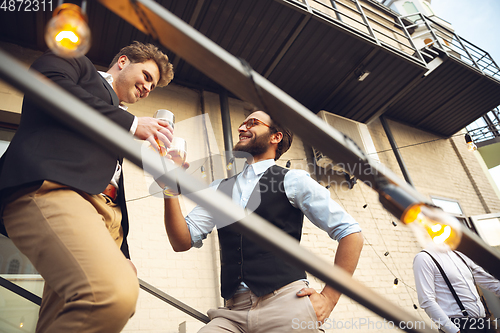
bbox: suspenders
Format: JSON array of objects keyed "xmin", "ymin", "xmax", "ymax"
[{"xmin": 422, "ymin": 250, "xmax": 470, "ymax": 317}]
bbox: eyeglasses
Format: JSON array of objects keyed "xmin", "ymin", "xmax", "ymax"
[{"xmin": 239, "ymin": 118, "xmax": 271, "ymax": 130}]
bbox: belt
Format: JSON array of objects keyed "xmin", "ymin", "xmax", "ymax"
[{"xmin": 102, "ymin": 184, "xmax": 117, "ymax": 202}]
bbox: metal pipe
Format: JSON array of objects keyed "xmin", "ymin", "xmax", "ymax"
[
  {"xmin": 380, "ymin": 116, "xmax": 415, "ymax": 186},
  {"xmin": 219, "ymin": 88, "xmax": 235, "ymax": 177},
  {"xmin": 139, "ymin": 279, "xmax": 210, "ymax": 323}
]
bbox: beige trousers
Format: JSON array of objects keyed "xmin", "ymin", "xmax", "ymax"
[
  {"xmin": 3, "ymin": 181, "xmax": 139, "ymax": 333},
  {"xmin": 200, "ymin": 280, "xmax": 325, "ymax": 333}
]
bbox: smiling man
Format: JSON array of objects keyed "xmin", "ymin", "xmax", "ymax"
[
  {"xmin": 162, "ymin": 110, "xmax": 364, "ymax": 333},
  {"xmin": 0, "ymin": 41, "xmax": 173, "ymax": 333}
]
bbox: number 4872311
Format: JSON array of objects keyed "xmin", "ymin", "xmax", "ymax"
[{"xmin": 1, "ymin": 0, "xmax": 52, "ymax": 11}]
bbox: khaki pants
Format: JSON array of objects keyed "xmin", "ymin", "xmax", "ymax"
[
  {"xmin": 3, "ymin": 181, "xmax": 139, "ymax": 333},
  {"xmin": 200, "ymin": 280, "xmax": 325, "ymax": 333}
]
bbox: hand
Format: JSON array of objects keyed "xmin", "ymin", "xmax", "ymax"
[
  {"xmin": 135, "ymin": 117, "xmax": 173, "ymax": 152},
  {"xmin": 297, "ymin": 288, "xmax": 337, "ymax": 323}
]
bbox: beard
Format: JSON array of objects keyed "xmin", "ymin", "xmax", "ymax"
[{"xmin": 233, "ymin": 131, "xmax": 271, "ymax": 158}]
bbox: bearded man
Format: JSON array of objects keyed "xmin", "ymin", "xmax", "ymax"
[{"xmin": 162, "ymin": 110, "xmax": 363, "ymax": 333}]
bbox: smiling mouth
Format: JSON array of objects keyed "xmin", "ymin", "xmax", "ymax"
[{"xmin": 239, "ymin": 135, "xmax": 251, "ymax": 142}]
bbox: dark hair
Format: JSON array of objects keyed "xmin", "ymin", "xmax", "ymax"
[
  {"xmin": 109, "ymin": 41, "xmax": 174, "ymax": 87},
  {"xmin": 269, "ymin": 117, "xmax": 293, "ymax": 160}
]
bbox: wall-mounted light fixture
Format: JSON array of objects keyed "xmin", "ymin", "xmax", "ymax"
[
  {"xmin": 465, "ymin": 133, "xmax": 477, "ymax": 151},
  {"xmin": 45, "ymin": 1, "xmax": 90, "ymax": 58},
  {"xmin": 357, "ymin": 69, "xmax": 371, "ymax": 82}
]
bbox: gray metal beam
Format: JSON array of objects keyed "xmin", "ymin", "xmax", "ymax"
[{"xmin": 139, "ymin": 279, "xmax": 210, "ymax": 323}]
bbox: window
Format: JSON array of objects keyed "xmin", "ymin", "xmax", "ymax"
[
  {"xmin": 8, "ymin": 259, "xmax": 20, "ymax": 274},
  {"xmin": 469, "ymin": 213, "xmax": 500, "ymax": 252},
  {"xmin": 430, "ymin": 196, "xmax": 475, "ymax": 231},
  {"xmin": 402, "ymin": 1, "xmax": 420, "ymax": 22}
]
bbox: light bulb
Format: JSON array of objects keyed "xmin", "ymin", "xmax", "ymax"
[
  {"xmin": 393, "ymin": 278, "xmax": 399, "ymax": 289},
  {"xmin": 465, "ymin": 133, "xmax": 477, "ymax": 151},
  {"xmin": 402, "ymin": 204, "xmax": 462, "ymax": 251},
  {"xmin": 201, "ymin": 166, "xmax": 207, "ymax": 178},
  {"xmin": 466, "ymin": 142, "xmax": 477, "ymax": 151},
  {"xmin": 45, "ymin": 3, "xmax": 91, "ymax": 58}
]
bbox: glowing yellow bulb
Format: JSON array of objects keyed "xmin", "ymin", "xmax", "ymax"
[
  {"xmin": 402, "ymin": 204, "xmax": 462, "ymax": 250},
  {"xmin": 45, "ymin": 4, "xmax": 90, "ymax": 58},
  {"xmin": 55, "ymin": 31, "xmax": 79, "ymax": 43},
  {"xmin": 466, "ymin": 142, "xmax": 477, "ymax": 151}
]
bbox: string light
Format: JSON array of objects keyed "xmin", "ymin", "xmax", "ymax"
[
  {"xmin": 393, "ymin": 278, "xmax": 399, "ymax": 289},
  {"xmin": 465, "ymin": 133, "xmax": 477, "ymax": 151},
  {"xmin": 226, "ymin": 157, "xmax": 234, "ymax": 171},
  {"xmin": 45, "ymin": 2, "xmax": 91, "ymax": 58},
  {"xmin": 201, "ymin": 165, "xmax": 207, "ymax": 178}
]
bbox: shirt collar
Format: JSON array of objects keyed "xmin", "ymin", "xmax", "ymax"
[
  {"xmin": 242, "ymin": 159, "xmax": 275, "ymax": 176},
  {"xmin": 98, "ymin": 71, "xmax": 128, "ymax": 110},
  {"xmin": 98, "ymin": 71, "xmax": 114, "ymax": 85}
]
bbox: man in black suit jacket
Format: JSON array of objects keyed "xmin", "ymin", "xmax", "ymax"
[{"xmin": 0, "ymin": 42, "xmax": 174, "ymax": 332}]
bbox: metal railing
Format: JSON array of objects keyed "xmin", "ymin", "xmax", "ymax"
[
  {"xmin": 402, "ymin": 13, "xmax": 500, "ymax": 81},
  {"xmin": 467, "ymin": 108, "xmax": 500, "ymax": 144},
  {"xmin": 1, "ymin": 0, "xmax": 500, "ymax": 331},
  {"xmin": 0, "ymin": 276, "xmax": 210, "ymax": 324},
  {"xmin": 285, "ymin": 0, "xmax": 425, "ymax": 64}
]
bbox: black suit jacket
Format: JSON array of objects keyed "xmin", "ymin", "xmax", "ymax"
[{"xmin": 0, "ymin": 50, "xmax": 135, "ymax": 258}]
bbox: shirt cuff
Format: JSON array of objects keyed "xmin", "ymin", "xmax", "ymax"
[{"xmin": 130, "ymin": 116, "xmax": 138, "ymax": 135}]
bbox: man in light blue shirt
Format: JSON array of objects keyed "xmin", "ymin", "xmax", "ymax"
[{"xmin": 163, "ymin": 110, "xmax": 363, "ymax": 332}]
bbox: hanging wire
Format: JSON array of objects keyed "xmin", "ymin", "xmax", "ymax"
[
  {"xmin": 368, "ymin": 133, "xmax": 464, "ymax": 155},
  {"xmin": 331, "ymin": 185, "xmax": 424, "ymax": 316}
]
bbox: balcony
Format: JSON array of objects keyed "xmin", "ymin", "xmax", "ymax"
[{"xmin": 1, "ymin": 0, "xmax": 499, "ymax": 137}]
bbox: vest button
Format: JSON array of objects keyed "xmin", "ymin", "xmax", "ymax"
[
  {"xmin": 237, "ymin": 247, "xmax": 241, "ymax": 251},
  {"xmin": 238, "ymin": 275, "xmax": 242, "ymax": 280},
  {"xmin": 238, "ymin": 261, "xmax": 241, "ymax": 265}
]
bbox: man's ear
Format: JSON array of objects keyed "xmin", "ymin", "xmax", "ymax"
[
  {"xmin": 270, "ymin": 131, "xmax": 283, "ymax": 144},
  {"xmin": 117, "ymin": 55, "xmax": 128, "ymax": 70}
]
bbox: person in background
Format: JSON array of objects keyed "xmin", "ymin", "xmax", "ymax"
[{"xmin": 414, "ymin": 248, "xmax": 500, "ymax": 333}]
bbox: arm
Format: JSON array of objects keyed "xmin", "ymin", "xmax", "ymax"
[
  {"xmin": 164, "ymin": 197, "xmax": 192, "ymax": 252},
  {"xmin": 298, "ymin": 232, "xmax": 363, "ymax": 322},
  {"xmin": 286, "ymin": 170, "xmax": 363, "ymax": 321},
  {"xmin": 163, "ymin": 180, "xmax": 221, "ymax": 252},
  {"xmin": 460, "ymin": 253, "xmax": 500, "ymax": 297},
  {"xmin": 413, "ymin": 253, "xmax": 460, "ymax": 333},
  {"xmin": 32, "ymin": 52, "xmax": 172, "ymax": 148}
]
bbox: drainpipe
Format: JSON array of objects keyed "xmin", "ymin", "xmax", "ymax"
[
  {"xmin": 380, "ymin": 116, "xmax": 414, "ymax": 186},
  {"xmin": 220, "ymin": 88, "xmax": 235, "ymax": 177}
]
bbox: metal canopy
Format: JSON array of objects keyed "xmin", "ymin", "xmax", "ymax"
[{"xmin": 1, "ymin": 0, "xmax": 499, "ymax": 137}]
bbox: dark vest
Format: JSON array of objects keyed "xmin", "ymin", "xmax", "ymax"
[{"xmin": 217, "ymin": 165, "xmax": 306, "ymax": 299}]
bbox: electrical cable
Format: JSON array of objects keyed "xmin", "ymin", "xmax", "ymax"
[
  {"xmin": 367, "ymin": 133, "xmax": 464, "ymax": 155},
  {"xmin": 331, "ymin": 185, "xmax": 424, "ymax": 315}
]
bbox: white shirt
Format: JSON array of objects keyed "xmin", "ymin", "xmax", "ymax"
[
  {"xmin": 98, "ymin": 72, "xmax": 138, "ymax": 189},
  {"xmin": 185, "ymin": 159, "xmax": 361, "ymax": 248},
  {"xmin": 413, "ymin": 249, "xmax": 500, "ymax": 333}
]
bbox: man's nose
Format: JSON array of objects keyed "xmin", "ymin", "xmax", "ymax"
[{"xmin": 145, "ymin": 82, "xmax": 154, "ymax": 93}]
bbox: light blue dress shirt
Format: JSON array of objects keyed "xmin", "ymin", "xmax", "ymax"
[{"xmin": 185, "ymin": 159, "xmax": 361, "ymax": 248}]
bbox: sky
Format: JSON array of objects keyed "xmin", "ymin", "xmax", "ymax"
[{"xmin": 429, "ymin": 0, "xmax": 500, "ymax": 191}]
